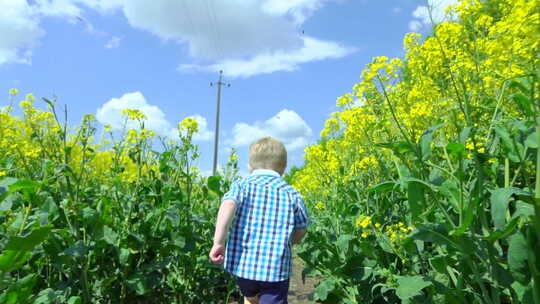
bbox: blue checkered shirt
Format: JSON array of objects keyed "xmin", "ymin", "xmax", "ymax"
[{"xmin": 222, "ymin": 169, "xmax": 310, "ymax": 282}]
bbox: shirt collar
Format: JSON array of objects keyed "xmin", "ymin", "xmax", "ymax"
[{"xmin": 250, "ymin": 169, "xmax": 281, "ymax": 177}]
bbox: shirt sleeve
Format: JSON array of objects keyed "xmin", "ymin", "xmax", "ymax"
[
  {"xmin": 221, "ymin": 180, "xmax": 243, "ymax": 205},
  {"xmin": 293, "ymin": 193, "xmax": 310, "ymax": 230}
]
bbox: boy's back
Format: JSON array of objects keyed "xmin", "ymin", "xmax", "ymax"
[
  {"xmin": 209, "ymin": 136, "xmax": 309, "ymax": 304},
  {"xmin": 223, "ymin": 169, "xmax": 309, "ymax": 282}
]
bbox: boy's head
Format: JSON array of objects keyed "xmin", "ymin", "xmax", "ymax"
[{"xmin": 248, "ymin": 136, "xmax": 287, "ymax": 175}]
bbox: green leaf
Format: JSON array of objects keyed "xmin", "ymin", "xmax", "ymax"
[
  {"xmin": 207, "ymin": 176, "xmax": 222, "ymax": 194},
  {"xmin": 407, "ymin": 182, "xmax": 424, "ymax": 221},
  {"xmin": 396, "ymin": 276, "xmax": 432, "ymax": 300},
  {"xmin": 314, "ymin": 279, "xmax": 336, "ymax": 301},
  {"xmin": 420, "ymin": 124, "xmax": 444, "ymax": 160},
  {"xmin": 450, "ymin": 194, "xmax": 478, "ymax": 236},
  {"xmin": 412, "ymin": 225, "xmax": 457, "ymax": 249},
  {"xmin": 439, "ymin": 179, "xmax": 460, "ymax": 211},
  {"xmin": 8, "ymin": 180, "xmax": 40, "ymax": 194},
  {"xmin": 394, "ymin": 141, "xmax": 415, "ymax": 154},
  {"xmin": 511, "ymin": 93, "xmax": 534, "ymax": 116},
  {"xmin": 484, "ymin": 217, "xmax": 520, "ymax": 241},
  {"xmin": 508, "ymin": 232, "xmax": 530, "ymax": 284},
  {"xmin": 0, "ymin": 250, "xmax": 32, "ymax": 272},
  {"xmin": 495, "ymin": 126, "xmax": 520, "ymax": 162},
  {"xmin": 63, "ymin": 241, "xmax": 90, "ymax": 258},
  {"xmin": 525, "ymin": 132, "xmax": 539, "ymax": 148},
  {"xmin": 102, "ymin": 225, "xmax": 118, "ymax": 245},
  {"xmin": 34, "ymin": 288, "xmax": 59, "ymax": 304},
  {"xmin": 42, "ymin": 97, "xmax": 56, "ymax": 108},
  {"xmin": 126, "ymin": 274, "xmax": 149, "ymax": 295},
  {"xmin": 511, "ymin": 281, "xmax": 533, "ymax": 303},
  {"xmin": 119, "ymin": 248, "xmax": 130, "ymax": 264},
  {"xmin": 0, "ymin": 195, "xmax": 13, "ymax": 213},
  {"xmin": 514, "ymin": 201, "xmax": 534, "ymax": 218},
  {"xmin": 491, "ymin": 187, "xmax": 528, "ymax": 230},
  {"xmin": 429, "ymin": 256, "xmax": 448, "ymax": 274},
  {"xmin": 446, "ymin": 143, "xmax": 466, "ymax": 157},
  {"xmin": 0, "ymin": 274, "xmax": 36, "ymax": 304},
  {"xmin": 68, "ymin": 296, "xmax": 82, "ymax": 304},
  {"xmin": 5, "ymin": 225, "xmax": 52, "ymax": 251},
  {"xmin": 336, "ymin": 234, "xmax": 355, "ymax": 255},
  {"xmin": 366, "ymin": 181, "xmax": 396, "ymax": 193}
]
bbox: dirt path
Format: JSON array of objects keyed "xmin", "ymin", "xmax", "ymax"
[
  {"xmin": 230, "ymin": 256, "xmax": 317, "ymax": 303},
  {"xmin": 288, "ymin": 256, "xmax": 318, "ymax": 303}
]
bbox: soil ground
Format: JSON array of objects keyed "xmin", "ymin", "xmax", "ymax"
[
  {"xmin": 231, "ymin": 256, "xmax": 318, "ymax": 304},
  {"xmin": 288, "ymin": 256, "xmax": 318, "ymax": 303}
]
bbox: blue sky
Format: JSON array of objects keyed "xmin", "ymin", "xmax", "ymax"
[{"xmin": 0, "ymin": 0, "xmax": 455, "ymax": 175}]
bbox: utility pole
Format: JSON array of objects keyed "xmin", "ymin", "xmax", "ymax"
[{"xmin": 211, "ymin": 70, "xmax": 230, "ymax": 176}]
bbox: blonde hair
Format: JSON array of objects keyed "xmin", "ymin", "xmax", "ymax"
[{"xmin": 249, "ymin": 137, "xmax": 287, "ymax": 174}]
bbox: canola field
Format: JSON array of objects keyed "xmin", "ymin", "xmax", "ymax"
[{"xmin": 1, "ymin": 0, "xmax": 539, "ymax": 303}]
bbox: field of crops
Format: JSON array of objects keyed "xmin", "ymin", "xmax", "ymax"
[{"xmin": 1, "ymin": 0, "xmax": 539, "ymax": 303}]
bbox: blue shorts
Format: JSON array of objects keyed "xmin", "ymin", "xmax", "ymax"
[{"xmin": 236, "ymin": 277, "xmax": 289, "ymax": 304}]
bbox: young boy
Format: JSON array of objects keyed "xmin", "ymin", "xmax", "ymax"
[{"xmin": 209, "ymin": 136, "xmax": 310, "ymax": 304}]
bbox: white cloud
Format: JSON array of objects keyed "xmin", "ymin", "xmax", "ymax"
[
  {"xmin": 262, "ymin": 0, "xmax": 330, "ymax": 24},
  {"xmin": 35, "ymin": 0, "xmax": 82, "ymax": 18},
  {"xmin": 118, "ymin": 0, "xmax": 354, "ymax": 77},
  {"xmin": 75, "ymin": 0, "xmax": 123, "ymax": 13},
  {"xmin": 0, "ymin": 0, "xmax": 44, "ymax": 65},
  {"xmin": 229, "ymin": 109, "xmax": 312, "ymax": 151},
  {"xmin": 409, "ymin": 0, "xmax": 457, "ymax": 31},
  {"xmin": 105, "ymin": 36, "xmax": 121, "ymax": 49},
  {"xmin": 96, "ymin": 91, "xmax": 172, "ymax": 135},
  {"xmin": 95, "ymin": 91, "xmax": 213, "ymax": 141},
  {"xmin": 121, "ymin": 0, "xmax": 302, "ymax": 60},
  {"xmin": 179, "ymin": 36, "xmax": 356, "ymax": 78},
  {"xmin": 0, "ymin": 0, "xmax": 354, "ymax": 77},
  {"xmin": 409, "ymin": 20, "xmax": 423, "ymax": 32}
]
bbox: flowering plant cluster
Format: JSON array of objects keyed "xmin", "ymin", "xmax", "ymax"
[{"xmin": 294, "ymin": 0, "xmax": 540, "ymax": 302}]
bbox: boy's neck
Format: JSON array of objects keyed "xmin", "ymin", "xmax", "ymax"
[{"xmin": 250, "ymin": 169, "xmax": 281, "ymax": 177}]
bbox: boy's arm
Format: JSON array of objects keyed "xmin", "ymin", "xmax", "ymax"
[
  {"xmin": 291, "ymin": 194, "xmax": 310, "ymax": 245},
  {"xmin": 210, "ymin": 181, "xmax": 243, "ymax": 264},
  {"xmin": 291, "ymin": 228, "xmax": 307, "ymax": 245},
  {"xmin": 209, "ymin": 200, "xmax": 236, "ymax": 264},
  {"xmin": 213, "ymin": 200, "xmax": 236, "ymax": 246}
]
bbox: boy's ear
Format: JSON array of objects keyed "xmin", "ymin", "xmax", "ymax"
[{"xmin": 247, "ymin": 163, "xmax": 253, "ymax": 173}]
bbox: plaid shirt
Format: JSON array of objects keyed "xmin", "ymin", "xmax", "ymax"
[{"xmin": 222, "ymin": 169, "xmax": 310, "ymax": 282}]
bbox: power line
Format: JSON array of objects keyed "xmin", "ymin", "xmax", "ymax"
[
  {"xmin": 207, "ymin": 0, "xmax": 224, "ymax": 59},
  {"xmin": 181, "ymin": 0, "xmax": 196, "ymax": 39},
  {"xmin": 204, "ymin": 0, "xmax": 223, "ymax": 60}
]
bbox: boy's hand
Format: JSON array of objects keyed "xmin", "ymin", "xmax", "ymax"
[{"xmin": 209, "ymin": 244, "xmax": 225, "ymax": 264}]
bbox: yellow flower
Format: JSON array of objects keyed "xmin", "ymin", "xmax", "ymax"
[
  {"xmin": 121, "ymin": 108, "xmax": 146, "ymax": 120},
  {"xmin": 9, "ymin": 88, "xmax": 18, "ymax": 96},
  {"xmin": 375, "ymin": 223, "xmax": 381, "ymax": 229},
  {"xmin": 361, "ymin": 231, "xmax": 370, "ymax": 238},
  {"xmin": 104, "ymin": 125, "xmax": 112, "ymax": 132},
  {"xmin": 25, "ymin": 149, "xmax": 41, "ymax": 158},
  {"xmin": 19, "ymin": 101, "xmax": 32, "ymax": 108},
  {"xmin": 25, "ymin": 93, "xmax": 35, "ymax": 102},
  {"xmin": 477, "ymin": 147, "xmax": 485, "ymax": 153},
  {"xmin": 315, "ymin": 201, "xmax": 324, "ymax": 210},
  {"xmin": 0, "ymin": 170, "xmax": 6, "ymax": 177},
  {"xmin": 488, "ymin": 158, "xmax": 496, "ymax": 164},
  {"xmin": 179, "ymin": 117, "xmax": 199, "ymax": 135},
  {"xmin": 356, "ymin": 216, "xmax": 372, "ymax": 228}
]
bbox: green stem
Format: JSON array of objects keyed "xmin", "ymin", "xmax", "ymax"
[{"xmin": 532, "ymin": 120, "xmax": 540, "ymax": 304}]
